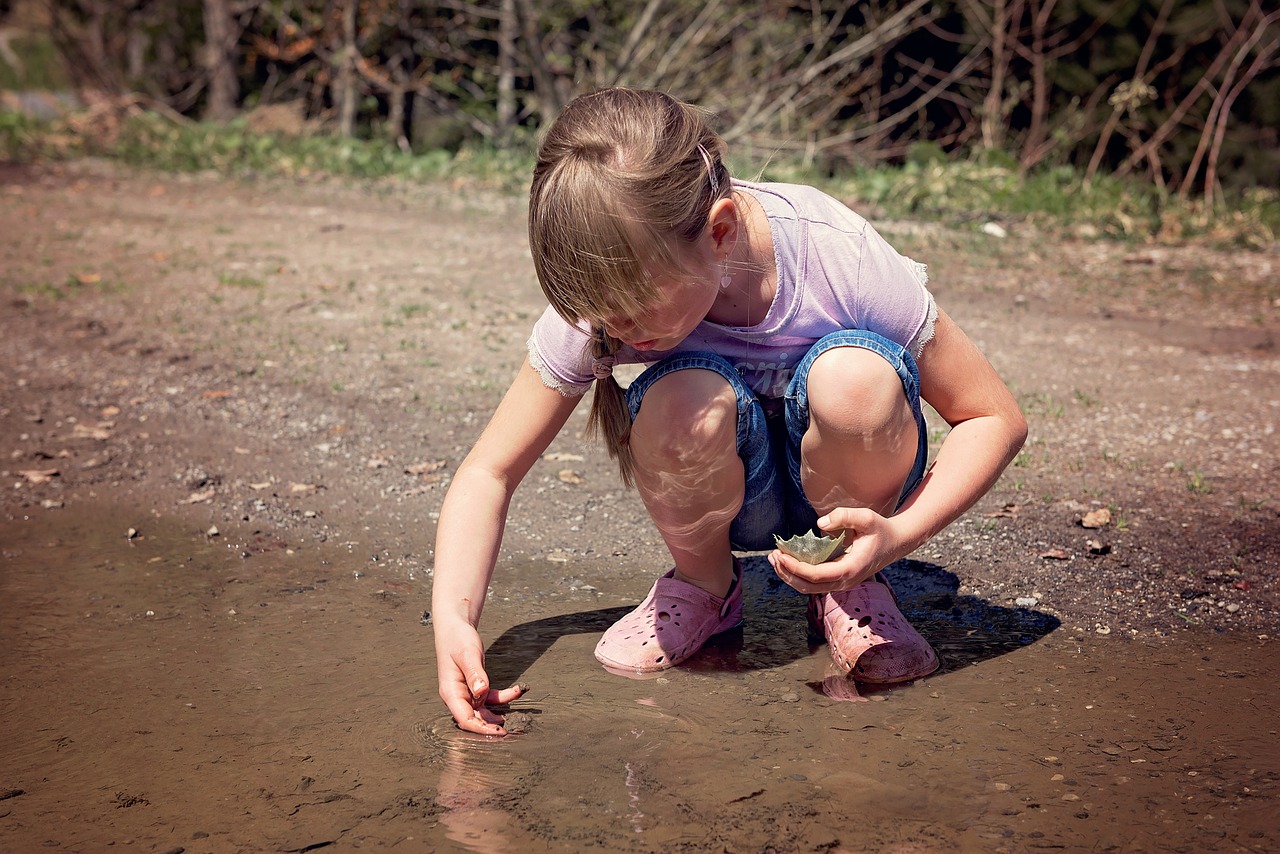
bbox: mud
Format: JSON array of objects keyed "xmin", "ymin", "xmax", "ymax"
[
  {"xmin": 1, "ymin": 505, "xmax": 1276, "ymax": 852},
  {"xmin": 1, "ymin": 160, "xmax": 1279, "ymax": 851}
]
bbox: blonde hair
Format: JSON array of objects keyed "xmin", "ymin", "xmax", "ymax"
[{"xmin": 529, "ymin": 88, "xmax": 730, "ymax": 486}]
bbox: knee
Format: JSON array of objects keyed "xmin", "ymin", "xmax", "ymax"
[
  {"xmin": 632, "ymin": 370, "xmax": 738, "ymax": 467},
  {"xmin": 806, "ymin": 347, "xmax": 912, "ymax": 440}
]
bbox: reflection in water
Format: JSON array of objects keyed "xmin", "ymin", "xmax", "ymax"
[{"xmin": 416, "ymin": 715, "xmax": 531, "ymax": 854}]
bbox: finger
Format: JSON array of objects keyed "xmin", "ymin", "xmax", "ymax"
[
  {"xmin": 483, "ymin": 683, "xmax": 529, "ymax": 706},
  {"xmin": 456, "ymin": 711, "xmax": 506, "ymax": 736},
  {"xmin": 459, "ymin": 659, "xmax": 491, "ymax": 705},
  {"xmin": 445, "ymin": 695, "xmax": 505, "ymax": 736},
  {"xmin": 771, "ymin": 553, "xmax": 825, "ymax": 594}
]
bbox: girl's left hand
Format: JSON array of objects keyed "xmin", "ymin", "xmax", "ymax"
[{"xmin": 768, "ymin": 506, "xmax": 904, "ymax": 594}]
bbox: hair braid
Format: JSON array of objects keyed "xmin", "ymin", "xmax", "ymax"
[{"xmin": 586, "ymin": 326, "xmax": 636, "ymax": 487}]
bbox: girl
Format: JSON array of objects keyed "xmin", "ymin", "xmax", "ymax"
[{"xmin": 432, "ymin": 88, "xmax": 1027, "ymax": 735}]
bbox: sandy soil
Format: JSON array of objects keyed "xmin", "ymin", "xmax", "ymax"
[{"xmin": 1, "ymin": 159, "xmax": 1277, "ymax": 852}]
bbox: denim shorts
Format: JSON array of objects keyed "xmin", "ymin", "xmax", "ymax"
[{"xmin": 625, "ymin": 330, "xmax": 928, "ymax": 552}]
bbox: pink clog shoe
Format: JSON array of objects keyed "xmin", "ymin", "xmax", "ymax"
[
  {"xmin": 595, "ymin": 560, "xmax": 744, "ymax": 674},
  {"xmin": 808, "ymin": 573, "xmax": 938, "ymax": 683}
]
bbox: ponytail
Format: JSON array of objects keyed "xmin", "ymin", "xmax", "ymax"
[{"xmin": 586, "ymin": 327, "xmax": 636, "ymax": 487}]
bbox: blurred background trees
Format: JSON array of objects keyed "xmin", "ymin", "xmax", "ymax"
[{"xmin": 8, "ymin": 0, "xmax": 1278, "ymax": 198}]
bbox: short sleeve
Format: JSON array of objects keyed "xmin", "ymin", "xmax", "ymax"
[{"xmin": 527, "ymin": 305, "xmax": 596, "ymax": 397}]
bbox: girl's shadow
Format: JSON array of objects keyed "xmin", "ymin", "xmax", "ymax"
[{"xmin": 481, "ymin": 555, "xmax": 1059, "ymax": 687}]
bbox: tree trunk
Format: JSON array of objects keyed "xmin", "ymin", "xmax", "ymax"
[
  {"xmin": 336, "ymin": 0, "xmax": 358, "ymax": 137},
  {"xmin": 201, "ymin": 0, "xmax": 239, "ymax": 122},
  {"xmin": 512, "ymin": 0, "xmax": 565, "ymax": 124},
  {"xmin": 496, "ymin": 0, "xmax": 516, "ymax": 144}
]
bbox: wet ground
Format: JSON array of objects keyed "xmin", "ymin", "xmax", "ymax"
[
  {"xmin": 1, "ymin": 161, "xmax": 1278, "ymax": 851},
  {"xmin": 2, "ymin": 505, "xmax": 1276, "ymax": 853}
]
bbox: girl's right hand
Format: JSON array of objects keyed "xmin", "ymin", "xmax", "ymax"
[{"xmin": 437, "ymin": 623, "xmax": 528, "ymax": 735}]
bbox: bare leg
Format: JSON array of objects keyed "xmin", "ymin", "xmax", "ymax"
[
  {"xmin": 629, "ymin": 368, "xmax": 742, "ymax": 598},
  {"xmin": 798, "ymin": 346, "xmax": 938, "ymax": 682},
  {"xmin": 799, "ymin": 347, "xmax": 918, "ymax": 519}
]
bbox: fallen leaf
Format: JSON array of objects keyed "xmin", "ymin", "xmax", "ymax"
[
  {"xmin": 558, "ymin": 469, "xmax": 583, "ymax": 484},
  {"xmin": 1080, "ymin": 508, "xmax": 1111, "ymax": 528},
  {"xmin": 1040, "ymin": 548, "xmax": 1071, "ymax": 560},
  {"xmin": 405, "ymin": 460, "xmax": 447, "ymax": 476},
  {"xmin": 983, "ymin": 503, "xmax": 1020, "ymax": 518},
  {"xmin": 72, "ymin": 423, "xmax": 112, "ymax": 440},
  {"xmin": 19, "ymin": 469, "xmax": 59, "ymax": 484}
]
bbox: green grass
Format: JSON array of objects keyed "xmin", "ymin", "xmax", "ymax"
[{"xmin": 1, "ymin": 110, "xmax": 1276, "ymax": 245}]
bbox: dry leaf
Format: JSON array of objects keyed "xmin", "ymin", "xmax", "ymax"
[
  {"xmin": 983, "ymin": 503, "xmax": 1020, "ymax": 518},
  {"xmin": 405, "ymin": 460, "xmax": 447, "ymax": 476},
  {"xmin": 19, "ymin": 468, "xmax": 59, "ymax": 484},
  {"xmin": 558, "ymin": 469, "xmax": 583, "ymax": 484},
  {"xmin": 72, "ymin": 423, "xmax": 112, "ymax": 440},
  {"xmin": 1040, "ymin": 548, "xmax": 1071, "ymax": 560},
  {"xmin": 1080, "ymin": 508, "xmax": 1111, "ymax": 529}
]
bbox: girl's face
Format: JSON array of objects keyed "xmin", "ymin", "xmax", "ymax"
[{"xmin": 599, "ymin": 268, "xmax": 719, "ymax": 351}]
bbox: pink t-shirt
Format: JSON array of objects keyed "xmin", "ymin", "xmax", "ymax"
[{"xmin": 528, "ymin": 180, "xmax": 936, "ymax": 399}]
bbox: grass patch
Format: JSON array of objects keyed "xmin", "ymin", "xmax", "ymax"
[
  {"xmin": 218, "ymin": 271, "xmax": 266, "ymax": 289},
  {"xmin": 1, "ymin": 110, "xmax": 1275, "ymax": 245}
]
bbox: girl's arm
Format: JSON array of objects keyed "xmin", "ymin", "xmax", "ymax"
[
  {"xmin": 433, "ymin": 356, "xmax": 582, "ymax": 734},
  {"xmin": 771, "ymin": 307, "xmax": 1027, "ymax": 591}
]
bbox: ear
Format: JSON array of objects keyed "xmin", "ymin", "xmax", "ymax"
[{"xmin": 706, "ymin": 197, "xmax": 741, "ymax": 259}]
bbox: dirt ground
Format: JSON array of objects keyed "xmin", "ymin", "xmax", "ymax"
[{"xmin": 1, "ymin": 158, "xmax": 1278, "ymax": 852}]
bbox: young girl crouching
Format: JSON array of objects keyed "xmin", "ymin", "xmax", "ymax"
[{"xmin": 432, "ymin": 88, "xmax": 1027, "ymax": 735}]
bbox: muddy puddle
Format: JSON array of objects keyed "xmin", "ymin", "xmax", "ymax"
[{"xmin": 1, "ymin": 506, "xmax": 1276, "ymax": 853}]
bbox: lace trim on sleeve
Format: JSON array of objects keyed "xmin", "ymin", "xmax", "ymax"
[
  {"xmin": 527, "ymin": 335, "xmax": 591, "ymax": 398},
  {"xmin": 907, "ymin": 261, "xmax": 937, "ymax": 360}
]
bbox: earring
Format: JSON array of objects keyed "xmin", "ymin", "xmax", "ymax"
[{"xmin": 719, "ymin": 261, "xmax": 732, "ymax": 290}]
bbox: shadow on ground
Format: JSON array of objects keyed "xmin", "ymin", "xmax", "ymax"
[{"xmin": 483, "ymin": 556, "xmax": 1059, "ymax": 689}]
